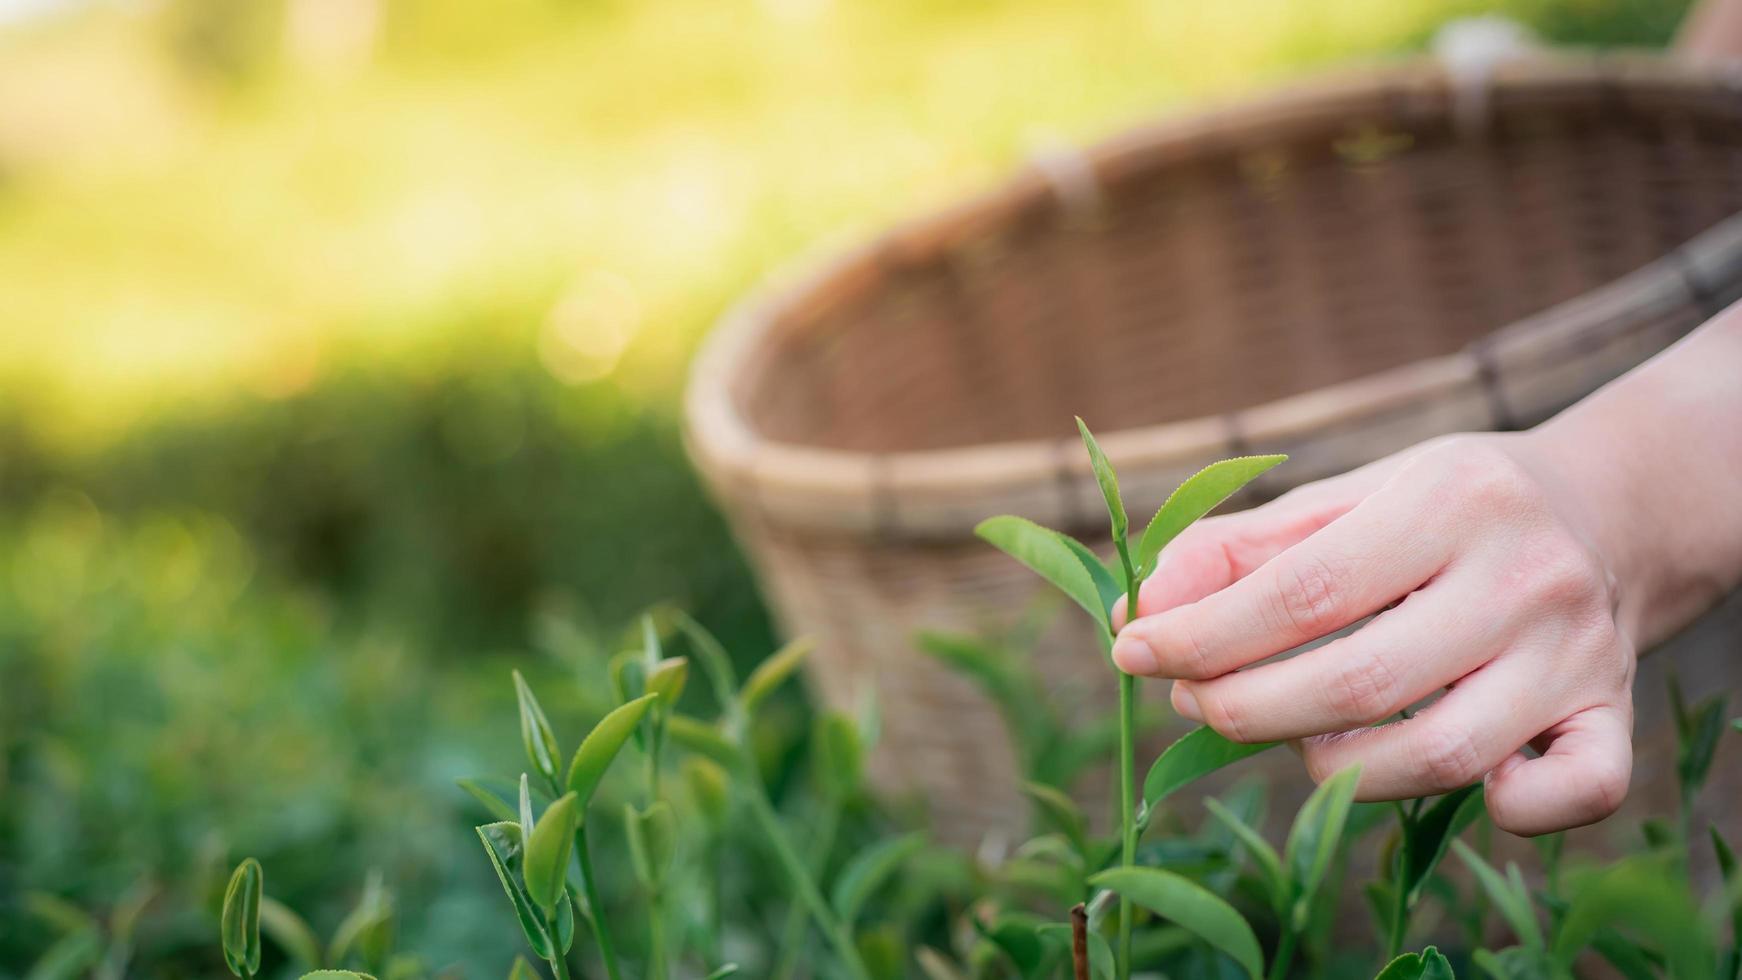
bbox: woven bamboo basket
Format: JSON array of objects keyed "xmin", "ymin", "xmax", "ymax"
[{"xmin": 685, "ymin": 53, "xmax": 1742, "ymax": 845}]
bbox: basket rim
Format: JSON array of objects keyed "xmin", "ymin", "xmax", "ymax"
[{"xmin": 684, "ymin": 51, "xmax": 1742, "ymax": 538}]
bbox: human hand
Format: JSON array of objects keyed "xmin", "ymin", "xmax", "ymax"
[{"xmin": 1110, "ymin": 434, "xmax": 1636, "ymax": 836}]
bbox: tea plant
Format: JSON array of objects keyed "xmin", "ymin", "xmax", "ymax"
[{"xmin": 186, "ymin": 418, "xmax": 1741, "ymax": 980}]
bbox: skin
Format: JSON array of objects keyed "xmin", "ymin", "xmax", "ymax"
[{"xmin": 1111, "ymin": 299, "xmax": 1742, "ymax": 837}]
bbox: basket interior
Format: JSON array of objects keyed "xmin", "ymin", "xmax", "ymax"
[{"xmin": 738, "ymin": 74, "xmax": 1742, "ymax": 453}]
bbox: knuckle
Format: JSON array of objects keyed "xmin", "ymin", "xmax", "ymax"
[
  {"xmin": 1585, "ymin": 757, "xmax": 1631, "ymax": 821},
  {"xmin": 1323, "ymin": 652, "xmax": 1401, "ymax": 724},
  {"xmin": 1414, "ymin": 723, "xmax": 1486, "ymax": 791},
  {"xmin": 1200, "ymin": 691, "xmax": 1252, "ymax": 744},
  {"xmin": 1271, "ymin": 556, "xmax": 1345, "ymax": 639},
  {"xmin": 1166, "ymin": 615, "xmax": 1218, "ymax": 680}
]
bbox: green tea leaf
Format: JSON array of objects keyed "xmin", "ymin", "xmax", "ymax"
[
  {"xmin": 1284, "ymin": 764, "xmax": 1361, "ymax": 931},
  {"xmin": 683, "ymin": 757, "xmax": 732, "ymax": 827},
  {"xmin": 1143, "ymin": 726, "xmax": 1279, "ymax": 812},
  {"xmin": 1400, "ymin": 786, "xmax": 1485, "ymax": 907},
  {"xmin": 512, "ymin": 670, "xmax": 562, "ymax": 786},
  {"xmin": 667, "ymin": 714, "xmax": 741, "ymax": 769},
  {"xmin": 672, "ymin": 610, "xmax": 739, "ymax": 704},
  {"xmin": 646, "ymin": 656, "xmax": 690, "ymax": 705},
  {"xmin": 524, "ymin": 793, "xmax": 580, "ymax": 914},
  {"xmin": 1135, "ymin": 455, "xmax": 1287, "ymax": 576},
  {"xmin": 976, "ymin": 515, "xmax": 1111, "ymax": 632},
  {"xmin": 1090, "ymin": 867, "xmax": 1264, "ymax": 980},
  {"xmin": 1713, "ymin": 825, "xmax": 1740, "ymax": 958},
  {"xmin": 1680, "ymin": 696, "xmax": 1729, "ymax": 802},
  {"xmin": 1076, "ymin": 417, "xmax": 1128, "ymax": 542},
  {"xmin": 457, "ymin": 776, "xmax": 552, "ymax": 824},
  {"xmin": 221, "ymin": 858, "xmax": 264, "ymax": 978},
  {"xmin": 832, "ymin": 832, "xmax": 927, "ymax": 924},
  {"xmin": 740, "ymin": 637, "xmax": 814, "ymax": 718},
  {"xmin": 972, "ymin": 912, "xmax": 1049, "ymax": 974},
  {"xmin": 626, "ymin": 801, "xmax": 677, "ymax": 887},
  {"xmin": 609, "ymin": 649, "xmax": 645, "ymax": 706},
  {"xmin": 813, "ymin": 712, "xmax": 864, "ymax": 802},
  {"xmin": 566, "ymin": 693, "xmax": 657, "ymax": 807},
  {"xmin": 1058, "ymin": 535, "xmax": 1126, "ymax": 625},
  {"xmin": 326, "ymin": 872, "xmax": 392, "ymax": 968},
  {"xmin": 1592, "ymin": 930, "xmax": 1660, "ymax": 980},
  {"xmin": 1204, "ymin": 798, "xmax": 1284, "ymax": 912},
  {"xmin": 1451, "ymin": 841, "xmax": 1542, "ymax": 952},
  {"xmin": 518, "ymin": 773, "xmax": 535, "ymax": 841},
  {"xmin": 260, "ymin": 897, "xmax": 324, "ymax": 969},
  {"xmin": 1021, "ymin": 782, "xmax": 1089, "ymax": 861},
  {"xmin": 476, "ymin": 822, "xmax": 555, "ymax": 960},
  {"xmin": 1374, "ymin": 946, "xmax": 1455, "ymax": 980},
  {"xmin": 1554, "ymin": 855, "xmax": 1714, "ymax": 980},
  {"xmin": 23, "ymin": 928, "xmax": 102, "ymax": 980}
]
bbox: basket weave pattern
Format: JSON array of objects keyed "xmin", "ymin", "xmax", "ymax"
[{"xmin": 687, "ymin": 55, "xmax": 1742, "ymax": 843}]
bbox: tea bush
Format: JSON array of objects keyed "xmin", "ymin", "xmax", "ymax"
[{"xmin": 183, "ymin": 426, "xmax": 1741, "ymax": 980}]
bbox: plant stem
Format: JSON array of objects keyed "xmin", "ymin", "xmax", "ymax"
[
  {"xmin": 774, "ymin": 801, "xmax": 841, "ymax": 980},
  {"xmin": 545, "ymin": 908, "xmax": 573, "ymax": 980},
  {"xmin": 648, "ymin": 890, "xmax": 668, "ymax": 980},
  {"xmin": 1071, "ymin": 903, "xmax": 1090, "ymax": 980},
  {"xmin": 743, "ymin": 771, "xmax": 871, "ymax": 980},
  {"xmin": 1114, "ymin": 555, "xmax": 1140, "ymax": 980},
  {"xmin": 1267, "ymin": 927, "xmax": 1297, "ymax": 980},
  {"xmin": 1117, "ymin": 669, "xmax": 1137, "ymax": 980},
  {"xmin": 576, "ymin": 823, "xmax": 625, "ymax": 980}
]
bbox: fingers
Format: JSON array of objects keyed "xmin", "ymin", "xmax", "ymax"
[
  {"xmin": 1298, "ymin": 655, "xmax": 1563, "ymax": 800},
  {"xmin": 1169, "ymin": 573, "xmax": 1506, "ymax": 742},
  {"xmin": 1113, "ymin": 478, "xmax": 1454, "ymax": 679},
  {"xmin": 1484, "ymin": 705, "xmax": 1632, "ymax": 836}
]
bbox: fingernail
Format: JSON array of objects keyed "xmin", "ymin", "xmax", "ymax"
[
  {"xmin": 1173, "ymin": 683, "xmax": 1203, "ymax": 721},
  {"xmin": 1111, "ymin": 633, "xmax": 1159, "ymax": 676}
]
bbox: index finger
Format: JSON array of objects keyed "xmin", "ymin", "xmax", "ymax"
[{"xmin": 1112, "ymin": 477, "xmax": 1454, "ymax": 679}]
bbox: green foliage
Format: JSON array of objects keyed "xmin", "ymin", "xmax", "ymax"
[
  {"xmin": 567, "ymin": 694, "xmax": 658, "ymax": 807},
  {"xmin": 1090, "ymin": 867, "xmax": 1264, "ymax": 980},
  {"xmin": 1134, "ymin": 456, "xmax": 1288, "ymax": 576},
  {"xmin": 221, "ymin": 859, "xmax": 263, "ymax": 978},
  {"xmin": 1144, "ymin": 727, "xmax": 1280, "ymax": 813},
  {"xmin": 524, "ymin": 794, "xmax": 580, "ymax": 914},
  {"xmin": 975, "ymin": 516, "xmax": 1114, "ymax": 632},
  {"xmin": 1375, "ymin": 947, "xmax": 1454, "ymax": 980}
]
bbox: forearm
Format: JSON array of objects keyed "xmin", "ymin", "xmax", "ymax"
[{"xmin": 1523, "ymin": 307, "xmax": 1742, "ymax": 649}]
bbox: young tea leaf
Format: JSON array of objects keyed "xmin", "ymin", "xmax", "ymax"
[
  {"xmin": 512, "ymin": 670, "xmax": 562, "ymax": 786},
  {"xmin": 646, "ymin": 656, "xmax": 690, "ymax": 705},
  {"xmin": 1374, "ymin": 946, "xmax": 1454, "ymax": 980},
  {"xmin": 626, "ymin": 801, "xmax": 677, "ymax": 888},
  {"xmin": 1135, "ymin": 456, "xmax": 1287, "ymax": 576},
  {"xmin": 672, "ymin": 610, "xmax": 739, "ymax": 704},
  {"xmin": 1142, "ymin": 726, "xmax": 1279, "ymax": 812},
  {"xmin": 1399, "ymin": 785, "xmax": 1485, "ymax": 907},
  {"xmin": 740, "ymin": 637, "xmax": 815, "ymax": 718},
  {"xmin": 813, "ymin": 712, "xmax": 865, "ymax": 802},
  {"xmin": 1203, "ymin": 798, "xmax": 1285, "ymax": 913},
  {"xmin": 1075, "ymin": 417, "xmax": 1129, "ymax": 542},
  {"xmin": 1057, "ymin": 535, "xmax": 1126, "ymax": 626},
  {"xmin": 458, "ymin": 776, "xmax": 553, "ymax": 825},
  {"xmin": 976, "ymin": 516, "xmax": 1112, "ymax": 633},
  {"xmin": 683, "ymin": 757, "xmax": 732, "ymax": 828},
  {"xmin": 832, "ymin": 832, "xmax": 927, "ymax": 924},
  {"xmin": 1021, "ymin": 782, "xmax": 1090, "ymax": 861},
  {"xmin": 221, "ymin": 858, "xmax": 263, "ymax": 978},
  {"xmin": 1451, "ymin": 841, "xmax": 1542, "ymax": 952},
  {"xmin": 1284, "ymin": 764, "xmax": 1361, "ymax": 931},
  {"xmin": 518, "ymin": 773, "xmax": 535, "ymax": 841},
  {"xmin": 524, "ymin": 793, "xmax": 580, "ymax": 915},
  {"xmin": 260, "ymin": 897, "xmax": 324, "ymax": 970},
  {"xmin": 475, "ymin": 822, "xmax": 555, "ymax": 961},
  {"xmin": 667, "ymin": 715, "xmax": 741, "ymax": 769},
  {"xmin": 566, "ymin": 693, "xmax": 658, "ymax": 807},
  {"xmin": 1089, "ymin": 867, "xmax": 1264, "ymax": 980},
  {"xmin": 1553, "ymin": 855, "xmax": 1714, "ymax": 980}
]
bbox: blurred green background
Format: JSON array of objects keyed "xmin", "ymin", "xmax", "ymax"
[{"xmin": 0, "ymin": 0, "xmax": 1692, "ymax": 975}]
